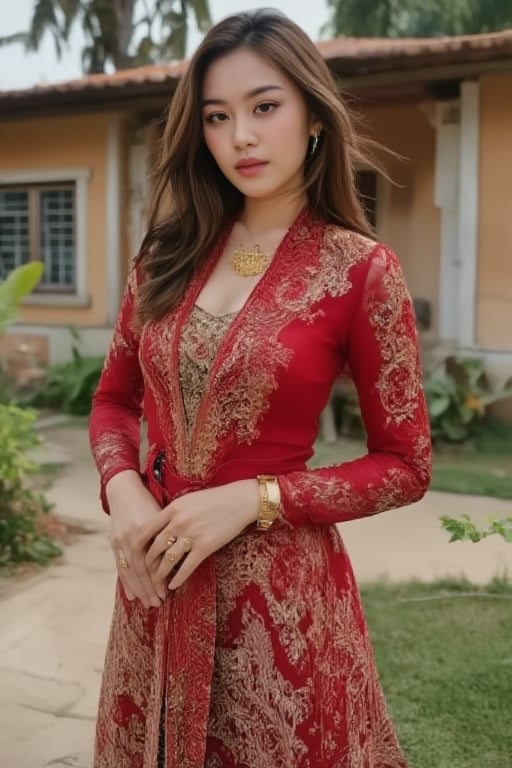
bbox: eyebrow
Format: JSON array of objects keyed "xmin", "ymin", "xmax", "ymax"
[{"xmin": 202, "ymin": 85, "xmax": 283, "ymax": 108}]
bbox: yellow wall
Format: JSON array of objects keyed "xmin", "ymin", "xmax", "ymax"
[
  {"xmin": 478, "ymin": 72, "xmax": 512, "ymax": 350},
  {"xmin": 0, "ymin": 112, "xmax": 129, "ymax": 327},
  {"xmin": 363, "ymin": 101, "xmax": 441, "ymax": 334}
]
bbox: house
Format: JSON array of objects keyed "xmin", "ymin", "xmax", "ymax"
[{"xmin": 0, "ymin": 29, "xmax": 511, "ymax": 391}]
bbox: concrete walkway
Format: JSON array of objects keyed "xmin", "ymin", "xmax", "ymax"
[{"xmin": 0, "ymin": 425, "xmax": 510, "ymax": 768}]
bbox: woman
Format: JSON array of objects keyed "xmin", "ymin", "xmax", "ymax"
[{"xmin": 89, "ymin": 9, "xmax": 431, "ymax": 768}]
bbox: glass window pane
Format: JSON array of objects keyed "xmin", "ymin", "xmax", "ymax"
[
  {"xmin": 39, "ymin": 188, "xmax": 75, "ymax": 288},
  {"xmin": 0, "ymin": 190, "xmax": 30, "ymax": 278}
]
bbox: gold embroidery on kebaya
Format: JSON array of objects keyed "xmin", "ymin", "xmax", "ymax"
[
  {"xmin": 209, "ymin": 525, "xmax": 406, "ymax": 767},
  {"xmin": 281, "ymin": 464, "xmax": 424, "ymax": 518},
  {"xmin": 103, "ymin": 267, "xmax": 141, "ymax": 374},
  {"xmin": 95, "ymin": 585, "xmax": 161, "ymax": 768},
  {"xmin": 177, "ymin": 306, "xmax": 237, "ymax": 475},
  {"xmin": 91, "ymin": 428, "xmax": 140, "ymax": 477},
  {"xmin": 142, "ymin": 218, "xmax": 378, "ymax": 481},
  {"xmin": 366, "ymin": 247, "xmax": 422, "ymax": 426},
  {"xmin": 272, "ymin": 226, "xmax": 375, "ymax": 317},
  {"xmin": 208, "ymin": 605, "xmax": 312, "ymax": 766},
  {"xmin": 93, "ymin": 215, "xmax": 417, "ymax": 767},
  {"xmin": 91, "ymin": 268, "xmax": 145, "ymax": 484},
  {"xmin": 191, "ymin": 224, "xmax": 376, "ymax": 478},
  {"xmin": 411, "ymin": 433, "xmax": 433, "ymax": 487}
]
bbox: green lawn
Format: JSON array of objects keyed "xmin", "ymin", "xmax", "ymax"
[
  {"xmin": 311, "ymin": 417, "xmax": 512, "ymax": 500},
  {"xmin": 430, "ymin": 454, "xmax": 512, "ymax": 499},
  {"xmin": 363, "ymin": 579, "xmax": 512, "ymax": 768}
]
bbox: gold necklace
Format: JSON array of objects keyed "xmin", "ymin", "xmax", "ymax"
[{"xmin": 231, "ymin": 243, "xmax": 271, "ymax": 278}]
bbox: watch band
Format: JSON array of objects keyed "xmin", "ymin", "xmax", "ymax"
[{"xmin": 256, "ymin": 475, "xmax": 281, "ymax": 530}]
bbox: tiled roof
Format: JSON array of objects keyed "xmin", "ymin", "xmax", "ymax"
[
  {"xmin": 0, "ymin": 59, "xmax": 188, "ymax": 97},
  {"xmin": 318, "ymin": 27, "xmax": 512, "ymax": 59},
  {"xmin": 317, "ymin": 28, "xmax": 512, "ymax": 73},
  {"xmin": 0, "ymin": 28, "xmax": 511, "ymax": 109}
]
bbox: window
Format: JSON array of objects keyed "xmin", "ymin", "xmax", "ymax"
[{"xmin": 0, "ymin": 183, "xmax": 76, "ymax": 292}]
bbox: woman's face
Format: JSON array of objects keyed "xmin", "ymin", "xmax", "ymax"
[{"xmin": 201, "ymin": 47, "xmax": 319, "ymax": 204}]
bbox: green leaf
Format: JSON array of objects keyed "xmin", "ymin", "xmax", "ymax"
[
  {"xmin": 488, "ymin": 518, "xmax": 512, "ymax": 543},
  {"xmin": 440, "ymin": 514, "xmax": 485, "ymax": 543},
  {"xmin": 459, "ymin": 403, "xmax": 475, "ymax": 424},
  {"xmin": 428, "ymin": 395, "xmax": 451, "ymax": 417},
  {"xmin": 440, "ymin": 416, "xmax": 467, "ymax": 442},
  {"xmin": 0, "ymin": 262, "xmax": 44, "ymax": 307}
]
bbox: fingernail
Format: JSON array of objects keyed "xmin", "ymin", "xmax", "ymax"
[{"xmin": 151, "ymin": 597, "xmax": 161, "ymax": 608}]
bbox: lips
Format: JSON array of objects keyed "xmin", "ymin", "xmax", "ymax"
[{"xmin": 235, "ymin": 158, "xmax": 268, "ymax": 177}]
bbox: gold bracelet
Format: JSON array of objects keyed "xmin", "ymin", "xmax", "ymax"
[{"xmin": 256, "ymin": 475, "xmax": 281, "ymax": 531}]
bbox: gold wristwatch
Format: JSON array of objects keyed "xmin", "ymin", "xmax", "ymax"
[{"xmin": 256, "ymin": 475, "xmax": 281, "ymax": 530}]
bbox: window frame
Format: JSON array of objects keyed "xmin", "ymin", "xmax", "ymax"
[{"xmin": 0, "ymin": 168, "xmax": 90, "ymax": 306}]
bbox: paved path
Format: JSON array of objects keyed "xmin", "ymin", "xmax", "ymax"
[{"xmin": 1, "ymin": 426, "xmax": 510, "ymax": 768}]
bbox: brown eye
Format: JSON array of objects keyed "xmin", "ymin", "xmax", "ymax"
[
  {"xmin": 205, "ymin": 112, "xmax": 228, "ymax": 123},
  {"xmin": 255, "ymin": 102, "xmax": 277, "ymax": 115}
]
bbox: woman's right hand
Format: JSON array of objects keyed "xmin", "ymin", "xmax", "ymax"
[{"xmin": 106, "ymin": 470, "xmax": 166, "ymax": 609}]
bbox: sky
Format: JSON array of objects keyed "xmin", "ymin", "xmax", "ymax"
[{"xmin": 0, "ymin": 0, "xmax": 331, "ymax": 90}]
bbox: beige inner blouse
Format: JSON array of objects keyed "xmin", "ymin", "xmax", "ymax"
[{"xmin": 178, "ymin": 304, "xmax": 238, "ymax": 431}]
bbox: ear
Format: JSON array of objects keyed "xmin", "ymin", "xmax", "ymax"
[{"xmin": 309, "ymin": 118, "xmax": 323, "ymax": 136}]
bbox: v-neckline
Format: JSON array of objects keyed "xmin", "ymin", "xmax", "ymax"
[{"xmin": 173, "ymin": 205, "xmax": 309, "ymax": 476}]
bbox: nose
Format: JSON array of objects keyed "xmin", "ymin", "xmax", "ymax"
[{"xmin": 232, "ymin": 115, "xmax": 257, "ymax": 148}]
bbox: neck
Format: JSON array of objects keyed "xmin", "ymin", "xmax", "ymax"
[{"xmin": 238, "ymin": 193, "xmax": 308, "ymax": 238}]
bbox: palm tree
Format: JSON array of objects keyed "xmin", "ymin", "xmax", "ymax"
[
  {"xmin": 0, "ymin": 0, "xmax": 212, "ymax": 73},
  {"xmin": 324, "ymin": 0, "xmax": 512, "ymax": 38}
]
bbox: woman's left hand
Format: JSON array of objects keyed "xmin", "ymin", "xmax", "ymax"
[{"xmin": 143, "ymin": 479, "xmax": 260, "ymax": 591}]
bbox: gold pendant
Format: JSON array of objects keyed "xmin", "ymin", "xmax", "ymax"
[{"xmin": 231, "ymin": 244, "xmax": 270, "ymax": 278}]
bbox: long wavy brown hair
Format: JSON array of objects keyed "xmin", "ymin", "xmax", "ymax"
[{"xmin": 137, "ymin": 9, "xmax": 379, "ymax": 323}]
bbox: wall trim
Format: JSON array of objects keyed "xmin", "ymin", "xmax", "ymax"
[
  {"xmin": 435, "ymin": 100, "xmax": 460, "ymax": 342},
  {"xmin": 106, "ymin": 115, "xmax": 122, "ymax": 324},
  {"xmin": 457, "ymin": 80, "xmax": 480, "ymax": 347},
  {"xmin": 0, "ymin": 168, "xmax": 90, "ymax": 184}
]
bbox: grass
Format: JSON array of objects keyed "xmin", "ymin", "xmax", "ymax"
[
  {"xmin": 312, "ymin": 417, "xmax": 512, "ymax": 499},
  {"xmin": 363, "ymin": 578, "xmax": 512, "ymax": 768},
  {"xmin": 431, "ymin": 418, "xmax": 512, "ymax": 498},
  {"xmin": 430, "ymin": 456, "xmax": 512, "ymax": 498}
]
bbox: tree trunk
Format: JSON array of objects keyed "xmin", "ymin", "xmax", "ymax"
[{"xmin": 113, "ymin": 0, "xmax": 136, "ymax": 69}]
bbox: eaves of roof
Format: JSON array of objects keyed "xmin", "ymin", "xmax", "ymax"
[{"xmin": 1, "ymin": 28, "xmax": 511, "ymax": 118}]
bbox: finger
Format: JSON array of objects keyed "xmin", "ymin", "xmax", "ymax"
[
  {"xmin": 168, "ymin": 550, "xmax": 203, "ymax": 590},
  {"xmin": 115, "ymin": 546, "xmax": 159, "ymax": 609},
  {"xmin": 146, "ymin": 553, "xmax": 171, "ymax": 596},
  {"xmin": 118, "ymin": 574, "xmax": 136, "ymax": 601},
  {"xmin": 121, "ymin": 566, "xmax": 152, "ymax": 608},
  {"xmin": 146, "ymin": 530, "xmax": 178, "ymax": 571},
  {"xmin": 131, "ymin": 548, "xmax": 166, "ymax": 606},
  {"xmin": 140, "ymin": 505, "xmax": 174, "ymax": 543},
  {"xmin": 154, "ymin": 535, "xmax": 194, "ymax": 582}
]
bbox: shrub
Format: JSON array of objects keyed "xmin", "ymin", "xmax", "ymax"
[
  {"xmin": 0, "ymin": 403, "xmax": 61, "ymax": 567},
  {"xmin": 0, "ymin": 262, "xmax": 45, "ymax": 404},
  {"xmin": 26, "ymin": 328, "xmax": 104, "ymax": 415},
  {"xmin": 424, "ymin": 355, "xmax": 512, "ymax": 443},
  {"xmin": 0, "ymin": 262, "xmax": 60, "ymax": 569}
]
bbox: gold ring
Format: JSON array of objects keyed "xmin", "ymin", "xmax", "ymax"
[
  {"xmin": 118, "ymin": 550, "xmax": 129, "ymax": 569},
  {"xmin": 165, "ymin": 549, "xmax": 179, "ymax": 564},
  {"xmin": 166, "ymin": 536, "xmax": 178, "ymax": 548},
  {"xmin": 181, "ymin": 536, "xmax": 193, "ymax": 553}
]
